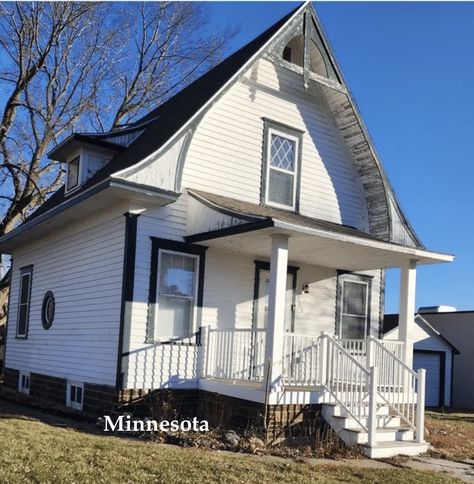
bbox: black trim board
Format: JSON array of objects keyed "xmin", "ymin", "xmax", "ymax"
[
  {"xmin": 413, "ymin": 349, "xmax": 447, "ymax": 408},
  {"xmin": 146, "ymin": 237, "xmax": 207, "ymax": 343},
  {"xmin": 116, "ymin": 212, "xmax": 140, "ymax": 389}
]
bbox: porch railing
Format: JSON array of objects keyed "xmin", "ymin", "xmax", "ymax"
[
  {"xmin": 322, "ymin": 334, "xmax": 371, "ymax": 432},
  {"xmin": 202, "ymin": 328, "xmax": 425, "ymax": 443},
  {"xmin": 282, "ymin": 333, "xmax": 320, "ymax": 387},
  {"xmin": 372, "ymin": 338, "xmax": 425, "ymax": 441},
  {"xmin": 205, "ymin": 328, "xmax": 266, "ymax": 382}
]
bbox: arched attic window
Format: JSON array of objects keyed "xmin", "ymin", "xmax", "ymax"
[{"xmin": 282, "ymin": 35, "xmax": 328, "ymax": 78}]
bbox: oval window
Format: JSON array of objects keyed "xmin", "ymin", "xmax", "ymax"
[{"xmin": 41, "ymin": 291, "xmax": 55, "ymax": 329}]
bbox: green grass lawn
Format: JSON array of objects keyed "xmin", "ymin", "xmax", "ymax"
[
  {"xmin": 0, "ymin": 412, "xmax": 463, "ymax": 484},
  {"xmin": 425, "ymin": 410, "xmax": 474, "ymax": 461}
]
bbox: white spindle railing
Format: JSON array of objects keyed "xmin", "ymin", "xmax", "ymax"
[
  {"xmin": 380, "ymin": 340, "xmax": 405, "ymax": 361},
  {"xmin": 323, "ymin": 334, "xmax": 371, "ymax": 432},
  {"xmin": 372, "ymin": 338, "xmax": 424, "ymax": 440},
  {"xmin": 339, "ymin": 338, "xmax": 367, "ymax": 366},
  {"xmin": 282, "ymin": 333, "xmax": 320, "ymax": 386},
  {"xmin": 206, "ymin": 328, "xmax": 266, "ymax": 382}
]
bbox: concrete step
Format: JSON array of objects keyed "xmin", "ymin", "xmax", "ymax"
[
  {"xmin": 332, "ymin": 414, "xmax": 401, "ymax": 429},
  {"xmin": 326, "ymin": 403, "xmax": 391, "ymax": 418},
  {"xmin": 362, "ymin": 440, "xmax": 429, "ymax": 459},
  {"xmin": 344, "ymin": 426, "xmax": 414, "ymax": 445}
]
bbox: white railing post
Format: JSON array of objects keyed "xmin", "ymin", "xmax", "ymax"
[
  {"xmin": 416, "ymin": 368, "xmax": 426, "ymax": 443},
  {"xmin": 318, "ymin": 331, "xmax": 328, "ymax": 386},
  {"xmin": 200, "ymin": 326, "xmax": 210, "ymax": 378},
  {"xmin": 367, "ymin": 366, "xmax": 378, "ymax": 447},
  {"xmin": 366, "ymin": 336, "xmax": 374, "ymax": 369},
  {"xmin": 399, "ymin": 259, "xmax": 417, "ymax": 367},
  {"xmin": 263, "ymin": 234, "xmax": 289, "ymax": 390}
]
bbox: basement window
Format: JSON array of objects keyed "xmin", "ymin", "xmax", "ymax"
[
  {"xmin": 18, "ymin": 372, "xmax": 30, "ymax": 395},
  {"xmin": 66, "ymin": 381, "xmax": 84, "ymax": 411},
  {"xmin": 66, "ymin": 156, "xmax": 80, "ymax": 192}
]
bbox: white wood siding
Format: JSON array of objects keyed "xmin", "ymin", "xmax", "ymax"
[
  {"xmin": 182, "ymin": 59, "xmax": 369, "ymax": 230},
  {"xmin": 122, "ymin": 197, "xmax": 198, "ymax": 389},
  {"xmin": 5, "ymin": 214, "xmax": 125, "ymax": 386}
]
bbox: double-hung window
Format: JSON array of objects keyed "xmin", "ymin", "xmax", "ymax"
[
  {"xmin": 17, "ymin": 266, "xmax": 33, "ymax": 338},
  {"xmin": 337, "ymin": 274, "xmax": 371, "ymax": 339},
  {"xmin": 155, "ymin": 250, "xmax": 199, "ymax": 340},
  {"xmin": 263, "ymin": 121, "xmax": 302, "ymax": 211}
]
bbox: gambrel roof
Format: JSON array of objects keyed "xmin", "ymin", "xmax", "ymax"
[
  {"xmin": 25, "ymin": 5, "xmax": 301, "ymax": 224},
  {"xmin": 1, "ymin": 3, "xmax": 436, "ymax": 253}
]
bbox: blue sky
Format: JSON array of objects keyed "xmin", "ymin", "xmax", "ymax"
[{"xmin": 208, "ymin": 2, "xmax": 474, "ymax": 314}]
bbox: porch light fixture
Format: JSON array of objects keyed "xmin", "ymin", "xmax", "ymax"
[{"xmin": 302, "ymin": 283, "xmax": 310, "ymax": 294}]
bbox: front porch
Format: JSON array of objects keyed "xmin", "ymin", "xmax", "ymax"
[{"xmin": 181, "ymin": 193, "xmax": 453, "ymax": 456}]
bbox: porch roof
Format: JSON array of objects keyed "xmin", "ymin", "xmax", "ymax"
[{"xmin": 185, "ymin": 190, "xmax": 453, "ymax": 271}]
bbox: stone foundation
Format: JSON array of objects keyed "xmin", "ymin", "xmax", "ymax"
[
  {"xmin": 2, "ymin": 368, "xmax": 322, "ymax": 440},
  {"xmin": 1, "ymin": 367, "xmax": 117, "ymax": 416}
]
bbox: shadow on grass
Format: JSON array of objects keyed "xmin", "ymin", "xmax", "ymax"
[
  {"xmin": 0, "ymin": 396, "xmax": 137, "ymax": 441},
  {"xmin": 426, "ymin": 409, "xmax": 474, "ymax": 424}
]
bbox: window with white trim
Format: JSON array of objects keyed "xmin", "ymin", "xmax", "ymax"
[
  {"xmin": 66, "ymin": 156, "xmax": 80, "ymax": 192},
  {"xmin": 337, "ymin": 274, "xmax": 371, "ymax": 339},
  {"xmin": 18, "ymin": 371, "xmax": 30, "ymax": 394},
  {"xmin": 17, "ymin": 266, "xmax": 33, "ymax": 338},
  {"xmin": 263, "ymin": 123, "xmax": 301, "ymax": 210},
  {"xmin": 66, "ymin": 381, "xmax": 84, "ymax": 411},
  {"xmin": 155, "ymin": 250, "xmax": 199, "ymax": 340}
]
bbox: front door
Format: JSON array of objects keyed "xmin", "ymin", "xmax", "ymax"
[{"xmin": 255, "ymin": 270, "xmax": 295, "ymax": 332}]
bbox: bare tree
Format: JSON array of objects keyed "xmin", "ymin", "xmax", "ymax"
[{"xmin": 0, "ymin": 2, "xmax": 232, "ymax": 325}]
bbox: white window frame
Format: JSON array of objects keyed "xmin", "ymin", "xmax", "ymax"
[
  {"xmin": 65, "ymin": 154, "xmax": 82, "ymax": 194},
  {"xmin": 265, "ymin": 127, "xmax": 300, "ymax": 211},
  {"xmin": 338, "ymin": 279, "xmax": 370, "ymax": 339},
  {"xmin": 66, "ymin": 381, "xmax": 84, "ymax": 411},
  {"xmin": 16, "ymin": 267, "xmax": 33, "ymax": 338},
  {"xmin": 154, "ymin": 249, "xmax": 200, "ymax": 342},
  {"xmin": 18, "ymin": 371, "xmax": 30, "ymax": 395}
]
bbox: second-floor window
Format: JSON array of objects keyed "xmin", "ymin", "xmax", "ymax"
[
  {"xmin": 263, "ymin": 121, "xmax": 302, "ymax": 211},
  {"xmin": 66, "ymin": 156, "xmax": 80, "ymax": 192}
]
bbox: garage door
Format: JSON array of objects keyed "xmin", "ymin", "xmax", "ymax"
[{"xmin": 413, "ymin": 351, "xmax": 441, "ymax": 407}]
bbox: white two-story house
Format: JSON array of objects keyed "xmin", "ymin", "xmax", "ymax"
[{"xmin": 0, "ymin": 3, "xmax": 453, "ymax": 458}]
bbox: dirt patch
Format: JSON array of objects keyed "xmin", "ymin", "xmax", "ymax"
[{"xmin": 425, "ymin": 411, "xmax": 474, "ymax": 461}]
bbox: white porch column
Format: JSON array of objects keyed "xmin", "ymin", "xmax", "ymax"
[
  {"xmin": 264, "ymin": 234, "xmax": 289, "ymax": 390},
  {"xmin": 399, "ymin": 259, "xmax": 417, "ymax": 367}
]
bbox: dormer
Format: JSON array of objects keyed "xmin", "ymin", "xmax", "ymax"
[{"xmin": 48, "ymin": 134, "xmax": 124, "ymax": 195}]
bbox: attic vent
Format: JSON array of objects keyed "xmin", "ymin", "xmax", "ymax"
[{"xmin": 283, "ymin": 46, "xmax": 292, "ymax": 62}]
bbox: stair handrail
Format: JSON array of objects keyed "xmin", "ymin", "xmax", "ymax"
[
  {"xmin": 371, "ymin": 338, "xmax": 422, "ymax": 438},
  {"xmin": 321, "ymin": 333, "xmax": 372, "ymax": 432}
]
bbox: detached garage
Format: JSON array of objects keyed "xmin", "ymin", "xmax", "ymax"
[{"xmin": 383, "ymin": 314, "xmax": 459, "ymax": 408}]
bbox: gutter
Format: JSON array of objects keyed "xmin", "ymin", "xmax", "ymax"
[{"xmin": 0, "ymin": 178, "xmax": 179, "ymax": 250}]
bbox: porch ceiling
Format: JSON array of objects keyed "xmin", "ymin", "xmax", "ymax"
[{"xmin": 187, "ymin": 221, "xmax": 453, "ymax": 271}]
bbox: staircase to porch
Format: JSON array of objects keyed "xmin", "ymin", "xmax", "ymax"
[{"xmin": 203, "ymin": 329, "xmax": 429, "ymax": 458}]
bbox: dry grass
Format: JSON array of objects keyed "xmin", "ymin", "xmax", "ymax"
[
  {"xmin": 0, "ymin": 414, "xmax": 463, "ymax": 483},
  {"xmin": 425, "ymin": 410, "xmax": 474, "ymax": 461}
]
